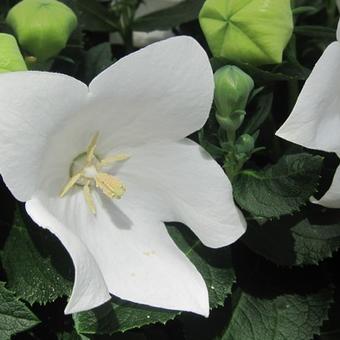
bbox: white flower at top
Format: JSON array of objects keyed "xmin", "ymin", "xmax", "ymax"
[
  {"xmin": 110, "ymin": 0, "xmax": 183, "ymax": 47},
  {"xmin": 0, "ymin": 36, "xmax": 246, "ymax": 316},
  {"xmin": 135, "ymin": 0, "xmax": 182, "ymax": 17},
  {"xmin": 276, "ymin": 20, "xmax": 340, "ymax": 208}
]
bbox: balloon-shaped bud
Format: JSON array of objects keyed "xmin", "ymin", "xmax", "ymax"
[
  {"xmin": 6, "ymin": 0, "xmax": 77, "ymax": 62},
  {"xmin": 0, "ymin": 33, "xmax": 27, "ymax": 73},
  {"xmin": 199, "ymin": 0, "xmax": 293, "ymax": 65},
  {"xmin": 235, "ymin": 134, "xmax": 255, "ymax": 156},
  {"xmin": 214, "ymin": 65, "xmax": 254, "ymax": 132}
]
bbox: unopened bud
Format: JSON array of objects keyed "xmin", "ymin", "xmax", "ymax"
[
  {"xmin": 235, "ymin": 134, "xmax": 255, "ymax": 155},
  {"xmin": 0, "ymin": 33, "xmax": 27, "ymax": 73},
  {"xmin": 6, "ymin": 0, "xmax": 77, "ymax": 62},
  {"xmin": 199, "ymin": 0, "xmax": 293, "ymax": 65},
  {"xmin": 214, "ymin": 66, "xmax": 254, "ymax": 132}
]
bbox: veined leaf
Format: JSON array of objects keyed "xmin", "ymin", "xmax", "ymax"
[
  {"xmin": 2, "ymin": 210, "xmax": 72, "ymax": 305},
  {"xmin": 221, "ymin": 288, "xmax": 333, "ymax": 340},
  {"xmin": 0, "ymin": 282, "xmax": 40, "ymax": 340},
  {"xmin": 234, "ymin": 153, "xmax": 323, "ymax": 218}
]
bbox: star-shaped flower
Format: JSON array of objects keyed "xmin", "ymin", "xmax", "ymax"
[
  {"xmin": 276, "ymin": 20, "xmax": 340, "ymax": 208},
  {"xmin": 0, "ymin": 36, "xmax": 246, "ymax": 316}
]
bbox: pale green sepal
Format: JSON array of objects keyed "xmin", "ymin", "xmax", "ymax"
[
  {"xmin": 0, "ymin": 33, "xmax": 27, "ymax": 73},
  {"xmin": 6, "ymin": 0, "xmax": 78, "ymax": 62},
  {"xmin": 199, "ymin": 0, "xmax": 294, "ymax": 65}
]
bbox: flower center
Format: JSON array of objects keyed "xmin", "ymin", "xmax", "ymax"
[{"xmin": 59, "ymin": 132, "xmax": 129, "ymax": 214}]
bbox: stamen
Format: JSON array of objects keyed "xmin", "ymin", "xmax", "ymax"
[
  {"xmin": 60, "ymin": 172, "xmax": 83, "ymax": 197},
  {"xmin": 95, "ymin": 172, "xmax": 126, "ymax": 199},
  {"xmin": 86, "ymin": 131, "xmax": 99, "ymax": 163},
  {"xmin": 83, "ymin": 181, "xmax": 96, "ymax": 215},
  {"xmin": 97, "ymin": 154, "xmax": 130, "ymax": 169},
  {"xmin": 61, "ymin": 132, "xmax": 128, "ymax": 214}
]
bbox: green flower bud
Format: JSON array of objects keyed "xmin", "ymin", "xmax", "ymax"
[
  {"xmin": 214, "ymin": 65, "xmax": 254, "ymax": 132},
  {"xmin": 199, "ymin": 0, "xmax": 293, "ymax": 65},
  {"xmin": 235, "ymin": 134, "xmax": 255, "ymax": 155},
  {"xmin": 6, "ymin": 0, "xmax": 77, "ymax": 62},
  {"xmin": 0, "ymin": 33, "xmax": 27, "ymax": 73}
]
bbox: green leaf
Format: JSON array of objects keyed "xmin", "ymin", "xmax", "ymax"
[
  {"xmin": 241, "ymin": 91, "xmax": 273, "ymax": 135},
  {"xmin": 295, "ymin": 25, "xmax": 336, "ymax": 39},
  {"xmin": 243, "ymin": 212, "xmax": 340, "ymax": 266},
  {"xmin": 74, "ymin": 298, "xmax": 178, "ymax": 335},
  {"xmin": 293, "ymin": 219, "xmax": 340, "ymax": 265},
  {"xmin": 2, "ymin": 209, "xmax": 72, "ymax": 305},
  {"xmin": 58, "ymin": 330, "xmax": 147, "ymax": 340},
  {"xmin": 292, "ymin": 6, "xmax": 319, "ymax": 15},
  {"xmin": 233, "ymin": 153, "xmax": 323, "ymax": 218},
  {"xmin": 221, "ymin": 288, "xmax": 333, "ymax": 340},
  {"xmin": 74, "ymin": 0, "xmax": 118, "ymax": 32},
  {"xmin": 74, "ymin": 224, "xmax": 235, "ymax": 335},
  {"xmin": 0, "ymin": 282, "xmax": 40, "ymax": 340},
  {"xmin": 133, "ymin": 0, "xmax": 205, "ymax": 32},
  {"xmin": 81, "ymin": 42, "xmax": 114, "ymax": 84}
]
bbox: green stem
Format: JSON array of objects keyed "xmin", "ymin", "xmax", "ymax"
[
  {"xmin": 226, "ymin": 127, "xmax": 236, "ymax": 144},
  {"xmin": 223, "ymin": 151, "xmax": 244, "ymax": 182},
  {"xmin": 326, "ymin": 0, "xmax": 337, "ymax": 27},
  {"xmin": 125, "ymin": 31, "xmax": 134, "ymax": 53}
]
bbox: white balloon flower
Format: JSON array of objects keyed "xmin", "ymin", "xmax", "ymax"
[
  {"xmin": 0, "ymin": 36, "xmax": 246, "ymax": 316},
  {"xmin": 110, "ymin": 0, "xmax": 183, "ymax": 47},
  {"xmin": 276, "ymin": 20, "xmax": 340, "ymax": 208}
]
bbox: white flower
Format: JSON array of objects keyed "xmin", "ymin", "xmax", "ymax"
[
  {"xmin": 135, "ymin": 0, "xmax": 183, "ymax": 17},
  {"xmin": 0, "ymin": 36, "xmax": 246, "ymax": 316},
  {"xmin": 131, "ymin": 30, "xmax": 174, "ymax": 47},
  {"xmin": 110, "ymin": 0, "xmax": 183, "ymax": 47},
  {"xmin": 276, "ymin": 20, "xmax": 340, "ymax": 208}
]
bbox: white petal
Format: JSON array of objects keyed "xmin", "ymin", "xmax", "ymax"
[
  {"xmin": 27, "ymin": 36, "xmax": 213, "ymax": 191},
  {"xmin": 25, "ymin": 196, "xmax": 111, "ymax": 314},
  {"xmin": 276, "ymin": 42, "xmax": 340, "ymax": 153},
  {"xmin": 312, "ymin": 165, "xmax": 340, "ymax": 208},
  {"xmin": 337, "ymin": 18, "xmax": 340, "ymax": 41},
  {"xmin": 133, "ymin": 30, "xmax": 174, "ymax": 48},
  {"xmin": 0, "ymin": 71, "xmax": 88, "ymax": 201},
  {"xmin": 87, "ymin": 36, "xmax": 214, "ymax": 151},
  {"xmin": 116, "ymin": 139, "xmax": 246, "ymax": 248},
  {"xmin": 26, "ymin": 186, "xmax": 209, "ymax": 316}
]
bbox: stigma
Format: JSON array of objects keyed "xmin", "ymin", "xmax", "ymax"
[{"xmin": 60, "ymin": 132, "xmax": 129, "ymax": 214}]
